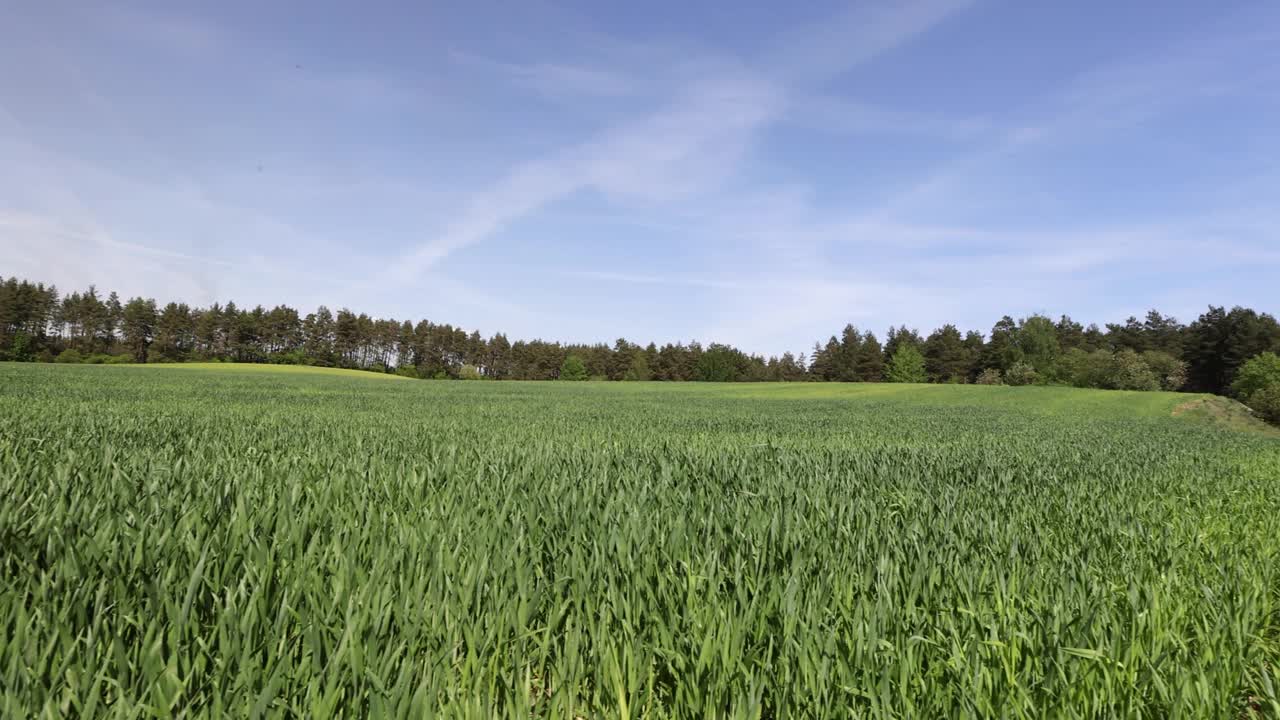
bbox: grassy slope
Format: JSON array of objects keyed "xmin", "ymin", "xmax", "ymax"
[
  {"xmin": 11, "ymin": 361, "xmax": 1274, "ymax": 432},
  {"xmin": 115, "ymin": 361, "xmax": 412, "ymax": 380},
  {"xmin": 1172, "ymin": 395, "xmax": 1280, "ymax": 438}
]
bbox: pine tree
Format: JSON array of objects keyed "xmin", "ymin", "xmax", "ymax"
[
  {"xmin": 120, "ymin": 297, "xmax": 158, "ymax": 363},
  {"xmin": 886, "ymin": 344, "xmax": 927, "ymax": 383},
  {"xmin": 856, "ymin": 332, "xmax": 885, "ymax": 382},
  {"xmin": 923, "ymin": 324, "xmax": 970, "ymax": 383}
]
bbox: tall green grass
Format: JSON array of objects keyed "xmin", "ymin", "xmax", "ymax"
[{"xmin": 2, "ymin": 363, "xmax": 1279, "ymax": 717}]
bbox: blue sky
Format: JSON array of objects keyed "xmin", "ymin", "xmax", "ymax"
[{"xmin": 2, "ymin": 0, "xmax": 1277, "ymax": 355}]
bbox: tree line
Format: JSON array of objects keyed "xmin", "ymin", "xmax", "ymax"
[{"xmin": 2, "ymin": 275, "xmax": 1278, "ymax": 401}]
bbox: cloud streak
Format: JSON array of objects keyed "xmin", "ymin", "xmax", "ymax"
[
  {"xmin": 392, "ymin": 0, "xmax": 976, "ymax": 280},
  {"xmin": 389, "ymin": 71, "xmax": 784, "ymax": 282},
  {"xmin": 449, "ymin": 50, "xmax": 635, "ymax": 98}
]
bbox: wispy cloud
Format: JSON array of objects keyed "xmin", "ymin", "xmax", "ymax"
[
  {"xmin": 864, "ymin": 2, "xmax": 1280, "ymax": 223},
  {"xmin": 560, "ymin": 269, "xmax": 756, "ymax": 291},
  {"xmin": 786, "ymin": 94, "xmax": 990, "ymax": 139},
  {"xmin": 449, "ymin": 50, "xmax": 635, "ymax": 98},
  {"xmin": 5, "ymin": 0, "xmax": 1277, "ymax": 356},
  {"xmin": 1, "ymin": 210, "xmax": 225, "ymax": 304},
  {"xmin": 766, "ymin": 0, "xmax": 976, "ymax": 83},
  {"xmin": 393, "ymin": 0, "xmax": 975, "ymax": 280},
  {"xmin": 388, "ymin": 70, "xmax": 784, "ymax": 282}
]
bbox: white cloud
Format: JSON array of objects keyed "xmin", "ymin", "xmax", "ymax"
[
  {"xmin": 393, "ymin": 0, "xmax": 976, "ymax": 281},
  {"xmin": 388, "ymin": 69, "xmax": 784, "ymax": 283},
  {"xmin": 5, "ymin": 0, "xmax": 1276, "ymax": 356},
  {"xmin": 0, "ymin": 210, "xmax": 223, "ymax": 304},
  {"xmin": 767, "ymin": 0, "xmax": 976, "ymax": 83},
  {"xmin": 863, "ymin": 4, "xmax": 1280, "ymax": 224}
]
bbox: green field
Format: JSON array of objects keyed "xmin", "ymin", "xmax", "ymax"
[{"xmin": 2, "ymin": 363, "xmax": 1279, "ymax": 718}]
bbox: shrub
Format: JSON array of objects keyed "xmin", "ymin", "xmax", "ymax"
[
  {"xmin": 559, "ymin": 355, "xmax": 588, "ymax": 381},
  {"xmin": 1071, "ymin": 350, "xmax": 1115, "ymax": 389},
  {"xmin": 1141, "ymin": 351, "xmax": 1188, "ymax": 391},
  {"xmin": 457, "ymin": 364, "xmax": 483, "ymax": 381},
  {"xmin": 272, "ymin": 350, "xmax": 312, "ymax": 366},
  {"xmin": 1054, "ymin": 348, "xmax": 1095, "ymax": 386},
  {"xmin": 1060, "ymin": 349, "xmax": 1162, "ymax": 392},
  {"xmin": 1004, "ymin": 362, "xmax": 1038, "ymax": 386},
  {"xmin": 975, "ymin": 368, "xmax": 1003, "ymax": 385},
  {"xmin": 1106, "ymin": 349, "xmax": 1160, "ymax": 391},
  {"xmin": 55, "ymin": 349, "xmax": 85, "ymax": 364},
  {"xmin": 7, "ymin": 332, "xmax": 33, "ymax": 361},
  {"xmin": 1231, "ymin": 352, "xmax": 1280, "ymax": 400},
  {"xmin": 1248, "ymin": 384, "xmax": 1280, "ymax": 424}
]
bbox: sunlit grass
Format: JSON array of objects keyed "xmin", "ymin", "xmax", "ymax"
[
  {"xmin": 115, "ymin": 361, "xmax": 413, "ymax": 380},
  {"xmin": 2, "ymin": 363, "xmax": 1278, "ymax": 717}
]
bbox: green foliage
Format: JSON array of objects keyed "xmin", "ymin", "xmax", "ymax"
[
  {"xmin": 1236, "ymin": 353, "xmax": 1280, "ymax": 427},
  {"xmin": 8, "ymin": 331, "xmax": 33, "ymax": 361},
  {"xmin": 975, "ymin": 367, "xmax": 1003, "ymax": 385},
  {"xmin": 1106, "ymin": 349, "xmax": 1160, "ymax": 391},
  {"xmin": 622, "ymin": 351, "xmax": 651, "ymax": 381},
  {"xmin": 923, "ymin": 324, "xmax": 973, "ymax": 382},
  {"xmin": 1231, "ymin": 352, "xmax": 1280, "ymax": 400},
  {"xmin": 1184, "ymin": 306, "xmax": 1280, "ymax": 394},
  {"xmin": 457, "ymin": 364, "xmax": 484, "ymax": 380},
  {"xmin": 885, "ymin": 344, "xmax": 927, "ymax": 383},
  {"xmin": 1, "ymin": 365, "xmax": 1279, "ymax": 716},
  {"xmin": 54, "ymin": 348, "xmax": 84, "ymax": 364},
  {"xmin": 1061, "ymin": 349, "xmax": 1170, "ymax": 392},
  {"xmin": 696, "ymin": 344, "xmax": 739, "ymax": 382},
  {"xmin": 121, "ymin": 296, "xmax": 158, "ymax": 362},
  {"xmin": 883, "ymin": 325, "xmax": 922, "ymax": 366},
  {"xmin": 982, "ymin": 316, "xmax": 1021, "ymax": 371},
  {"xmin": 1, "ymin": 272, "xmax": 1272, "ymax": 392},
  {"xmin": 82, "ymin": 353, "xmax": 131, "ymax": 365},
  {"xmin": 558, "ymin": 354, "xmax": 588, "ymax": 381},
  {"xmin": 270, "ymin": 349, "xmax": 312, "ymax": 366},
  {"xmin": 854, "ymin": 332, "xmax": 885, "ymax": 382},
  {"xmin": 1015, "ymin": 315, "xmax": 1061, "ymax": 381},
  {"xmin": 1004, "ymin": 361, "xmax": 1039, "ymax": 386},
  {"xmin": 1059, "ymin": 347, "xmax": 1102, "ymax": 388},
  {"xmin": 809, "ymin": 328, "xmax": 885, "ymax": 382},
  {"xmin": 1247, "ymin": 383, "xmax": 1280, "ymax": 424},
  {"xmin": 1141, "ymin": 350, "xmax": 1188, "ymax": 391}
]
